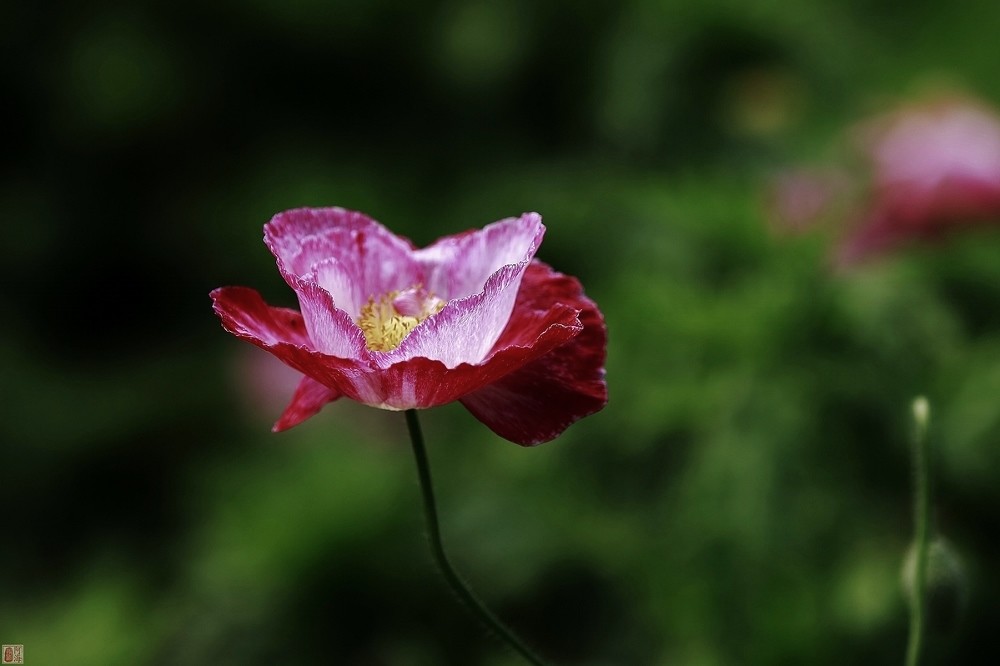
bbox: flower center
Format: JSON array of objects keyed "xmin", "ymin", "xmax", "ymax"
[{"xmin": 357, "ymin": 286, "xmax": 445, "ymax": 352}]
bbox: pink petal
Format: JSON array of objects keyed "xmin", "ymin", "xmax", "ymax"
[
  {"xmin": 273, "ymin": 376, "xmax": 341, "ymax": 432},
  {"xmin": 292, "ymin": 281, "xmax": 369, "ymax": 357},
  {"xmin": 309, "ymin": 257, "xmax": 368, "ymax": 320},
  {"xmin": 215, "ymin": 279, "xmax": 365, "ymax": 360},
  {"xmin": 262, "ymin": 209, "xmax": 546, "ymax": 368},
  {"xmin": 460, "ymin": 261, "xmax": 608, "ymax": 445},
  {"xmin": 415, "ymin": 213, "xmax": 545, "ymax": 300},
  {"xmin": 869, "ymin": 103, "xmax": 1000, "ymax": 191},
  {"xmin": 837, "ymin": 97, "xmax": 1000, "ymax": 264},
  {"xmin": 389, "ymin": 263, "xmax": 529, "ymax": 368},
  {"xmin": 389, "ymin": 213, "xmax": 545, "ymax": 367},
  {"xmin": 265, "ymin": 207, "xmax": 423, "ymax": 316}
]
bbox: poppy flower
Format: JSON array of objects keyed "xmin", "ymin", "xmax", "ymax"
[
  {"xmin": 839, "ymin": 97, "xmax": 1000, "ymax": 262},
  {"xmin": 211, "ymin": 207, "xmax": 607, "ymax": 445}
]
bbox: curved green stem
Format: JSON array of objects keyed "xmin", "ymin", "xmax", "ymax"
[
  {"xmin": 906, "ymin": 397, "xmax": 931, "ymax": 666},
  {"xmin": 404, "ymin": 410, "xmax": 550, "ymax": 666}
]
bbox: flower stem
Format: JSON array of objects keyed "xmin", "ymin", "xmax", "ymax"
[
  {"xmin": 906, "ymin": 397, "xmax": 931, "ymax": 666},
  {"xmin": 404, "ymin": 409, "xmax": 550, "ymax": 666}
]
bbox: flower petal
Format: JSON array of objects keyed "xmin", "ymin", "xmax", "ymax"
[
  {"xmin": 292, "ymin": 281, "xmax": 369, "ymax": 357},
  {"xmin": 868, "ymin": 103, "xmax": 1000, "ymax": 191},
  {"xmin": 211, "ymin": 286, "xmax": 313, "ymax": 347},
  {"xmin": 265, "ymin": 207, "xmax": 423, "ymax": 318},
  {"xmin": 273, "ymin": 376, "xmax": 341, "ymax": 432},
  {"xmin": 415, "ymin": 213, "xmax": 544, "ymax": 300},
  {"xmin": 460, "ymin": 262, "xmax": 608, "ymax": 445},
  {"xmin": 240, "ymin": 290, "xmax": 581, "ymax": 416},
  {"xmin": 838, "ymin": 97, "xmax": 1000, "ymax": 263},
  {"xmin": 213, "ymin": 214, "xmax": 608, "ymax": 442},
  {"xmin": 388, "ymin": 214, "xmax": 546, "ymax": 367},
  {"xmin": 214, "ymin": 280, "xmax": 366, "ymax": 359},
  {"xmin": 370, "ymin": 299, "xmax": 582, "ymax": 409},
  {"xmin": 212, "ymin": 286, "xmax": 355, "ymax": 416},
  {"xmin": 837, "ymin": 179, "xmax": 1000, "ymax": 265},
  {"xmin": 388, "ymin": 263, "xmax": 527, "ymax": 368}
]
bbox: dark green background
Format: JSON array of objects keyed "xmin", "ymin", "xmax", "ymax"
[{"xmin": 3, "ymin": 1, "xmax": 1000, "ymax": 664}]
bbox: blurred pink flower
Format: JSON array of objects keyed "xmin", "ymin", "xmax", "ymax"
[
  {"xmin": 234, "ymin": 346, "xmax": 304, "ymax": 418},
  {"xmin": 765, "ymin": 167, "xmax": 852, "ymax": 233},
  {"xmin": 839, "ymin": 97, "xmax": 1000, "ymax": 262},
  {"xmin": 212, "ymin": 207, "xmax": 607, "ymax": 445}
]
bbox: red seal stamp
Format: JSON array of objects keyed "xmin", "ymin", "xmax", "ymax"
[{"xmin": 1, "ymin": 645, "xmax": 22, "ymax": 664}]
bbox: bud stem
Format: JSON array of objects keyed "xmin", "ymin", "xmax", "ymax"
[
  {"xmin": 404, "ymin": 409, "xmax": 550, "ymax": 665},
  {"xmin": 906, "ymin": 397, "xmax": 931, "ymax": 666}
]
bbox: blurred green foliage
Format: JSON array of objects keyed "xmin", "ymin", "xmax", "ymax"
[{"xmin": 2, "ymin": 0, "xmax": 1000, "ymax": 664}]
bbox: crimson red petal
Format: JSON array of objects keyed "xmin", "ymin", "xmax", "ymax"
[
  {"xmin": 211, "ymin": 286, "xmax": 312, "ymax": 347},
  {"xmin": 211, "ymin": 284, "xmax": 585, "ymax": 425},
  {"xmin": 273, "ymin": 376, "xmax": 341, "ymax": 432},
  {"xmin": 460, "ymin": 261, "xmax": 608, "ymax": 445},
  {"xmin": 211, "ymin": 286, "xmax": 345, "ymax": 418}
]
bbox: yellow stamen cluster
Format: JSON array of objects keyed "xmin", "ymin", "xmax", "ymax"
[{"xmin": 357, "ymin": 288, "xmax": 444, "ymax": 352}]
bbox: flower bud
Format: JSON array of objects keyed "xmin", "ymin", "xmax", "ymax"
[{"xmin": 912, "ymin": 396, "xmax": 930, "ymax": 432}]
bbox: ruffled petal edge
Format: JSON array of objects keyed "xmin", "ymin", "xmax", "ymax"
[{"xmin": 211, "ymin": 286, "xmax": 312, "ymax": 347}]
